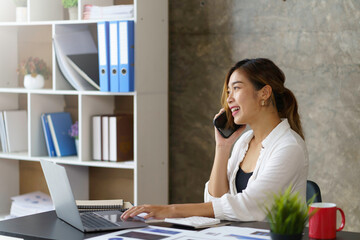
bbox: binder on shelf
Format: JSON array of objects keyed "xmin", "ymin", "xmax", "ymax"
[
  {"xmin": 47, "ymin": 112, "xmax": 77, "ymax": 157},
  {"xmin": 101, "ymin": 115, "xmax": 109, "ymax": 161},
  {"xmin": 97, "ymin": 21, "xmax": 110, "ymax": 92},
  {"xmin": 118, "ymin": 20, "xmax": 135, "ymax": 92},
  {"xmin": 109, "ymin": 114, "xmax": 133, "ymax": 162},
  {"xmin": 0, "ymin": 112, "xmax": 8, "ymax": 152},
  {"xmin": 41, "ymin": 113, "xmax": 56, "ymax": 157},
  {"xmin": 109, "ymin": 21, "xmax": 120, "ymax": 92},
  {"xmin": 92, "ymin": 115, "xmax": 102, "ymax": 161},
  {"xmin": 3, "ymin": 110, "xmax": 28, "ymax": 153}
]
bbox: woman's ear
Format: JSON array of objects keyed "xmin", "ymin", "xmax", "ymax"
[{"xmin": 260, "ymin": 85, "xmax": 272, "ymax": 101}]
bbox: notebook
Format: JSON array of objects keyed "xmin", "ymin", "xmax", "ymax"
[
  {"xmin": 41, "ymin": 113, "xmax": 56, "ymax": 157},
  {"xmin": 40, "ymin": 160, "xmax": 147, "ymax": 232},
  {"xmin": 76, "ymin": 199, "xmax": 126, "ymax": 212},
  {"xmin": 46, "ymin": 112, "xmax": 76, "ymax": 156}
]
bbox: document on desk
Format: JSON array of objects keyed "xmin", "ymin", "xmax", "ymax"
[
  {"xmin": 86, "ymin": 226, "xmax": 193, "ymax": 240},
  {"xmin": 194, "ymin": 226, "xmax": 271, "ymax": 240},
  {"xmin": 0, "ymin": 235, "xmax": 24, "ymax": 240},
  {"xmin": 86, "ymin": 225, "xmax": 270, "ymax": 240}
]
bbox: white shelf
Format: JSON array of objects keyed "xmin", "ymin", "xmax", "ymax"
[
  {"xmin": 0, "ymin": 88, "xmax": 136, "ymax": 96},
  {"xmin": 0, "ymin": 153, "xmax": 135, "ymax": 169},
  {"xmin": 0, "ymin": 18, "xmax": 136, "ymax": 27},
  {"xmin": 0, "ymin": 0, "xmax": 168, "ymax": 215}
]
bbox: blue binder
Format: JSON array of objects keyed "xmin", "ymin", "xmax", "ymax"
[
  {"xmin": 118, "ymin": 20, "xmax": 135, "ymax": 92},
  {"xmin": 41, "ymin": 113, "xmax": 56, "ymax": 157},
  {"xmin": 47, "ymin": 112, "xmax": 77, "ymax": 157},
  {"xmin": 97, "ymin": 22, "xmax": 110, "ymax": 92},
  {"xmin": 109, "ymin": 21, "xmax": 120, "ymax": 92}
]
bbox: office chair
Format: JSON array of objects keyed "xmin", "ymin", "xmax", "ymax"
[{"xmin": 306, "ymin": 180, "xmax": 322, "ymax": 204}]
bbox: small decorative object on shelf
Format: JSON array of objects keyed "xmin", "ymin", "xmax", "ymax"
[
  {"xmin": 18, "ymin": 57, "xmax": 51, "ymax": 89},
  {"xmin": 12, "ymin": 0, "xmax": 27, "ymax": 22},
  {"xmin": 69, "ymin": 121, "xmax": 79, "ymax": 153},
  {"xmin": 263, "ymin": 185, "xmax": 316, "ymax": 240},
  {"xmin": 62, "ymin": 0, "xmax": 78, "ymax": 20}
]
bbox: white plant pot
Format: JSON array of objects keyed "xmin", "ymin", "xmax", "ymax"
[
  {"xmin": 16, "ymin": 7, "xmax": 27, "ymax": 22},
  {"xmin": 68, "ymin": 7, "xmax": 78, "ymax": 20},
  {"xmin": 24, "ymin": 74, "xmax": 45, "ymax": 89}
]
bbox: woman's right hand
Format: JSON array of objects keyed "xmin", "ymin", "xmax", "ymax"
[{"xmin": 214, "ymin": 108, "xmax": 246, "ymax": 148}]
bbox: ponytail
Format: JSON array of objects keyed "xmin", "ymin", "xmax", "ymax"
[{"xmin": 274, "ymin": 88, "xmax": 304, "ymax": 140}]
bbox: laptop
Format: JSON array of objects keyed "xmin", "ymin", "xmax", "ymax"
[{"xmin": 40, "ymin": 159, "xmax": 147, "ymax": 232}]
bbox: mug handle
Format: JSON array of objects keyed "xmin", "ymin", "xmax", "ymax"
[{"xmin": 336, "ymin": 207, "xmax": 345, "ymax": 232}]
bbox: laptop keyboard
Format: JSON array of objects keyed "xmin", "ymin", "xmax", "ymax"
[{"xmin": 81, "ymin": 212, "xmax": 119, "ymax": 229}]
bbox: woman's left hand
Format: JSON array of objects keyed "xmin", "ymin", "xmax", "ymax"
[{"xmin": 121, "ymin": 204, "xmax": 176, "ymax": 220}]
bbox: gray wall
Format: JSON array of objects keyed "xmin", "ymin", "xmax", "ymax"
[{"xmin": 169, "ymin": 0, "xmax": 360, "ymax": 232}]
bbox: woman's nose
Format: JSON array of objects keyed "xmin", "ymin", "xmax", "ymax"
[{"xmin": 227, "ymin": 92, "xmax": 233, "ymax": 103}]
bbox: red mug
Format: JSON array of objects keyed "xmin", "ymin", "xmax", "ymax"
[{"xmin": 309, "ymin": 203, "xmax": 345, "ymax": 239}]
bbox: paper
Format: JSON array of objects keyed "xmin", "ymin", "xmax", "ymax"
[
  {"xmin": 86, "ymin": 226, "xmax": 193, "ymax": 240},
  {"xmin": 54, "ymin": 28, "xmax": 98, "ymax": 91},
  {"xmin": 195, "ymin": 226, "xmax": 270, "ymax": 240},
  {"xmin": 0, "ymin": 235, "xmax": 24, "ymax": 240},
  {"xmin": 9, "ymin": 191, "xmax": 54, "ymax": 218}
]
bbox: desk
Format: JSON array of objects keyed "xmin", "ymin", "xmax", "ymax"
[{"xmin": 0, "ymin": 211, "xmax": 358, "ymax": 240}]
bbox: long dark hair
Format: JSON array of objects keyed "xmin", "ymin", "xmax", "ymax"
[{"xmin": 221, "ymin": 58, "xmax": 304, "ymax": 139}]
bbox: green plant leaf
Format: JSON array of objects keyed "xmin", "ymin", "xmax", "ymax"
[
  {"xmin": 62, "ymin": 0, "xmax": 78, "ymax": 8},
  {"xmin": 264, "ymin": 185, "xmax": 310, "ymax": 235}
]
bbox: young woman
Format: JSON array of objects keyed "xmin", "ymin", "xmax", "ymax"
[{"xmin": 121, "ymin": 58, "xmax": 308, "ymax": 221}]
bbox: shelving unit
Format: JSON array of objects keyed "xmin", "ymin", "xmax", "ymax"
[{"xmin": 0, "ymin": 0, "xmax": 168, "ymax": 215}]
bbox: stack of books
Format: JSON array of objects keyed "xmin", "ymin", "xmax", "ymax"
[
  {"xmin": 92, "ymin": 114, "xmax": 133, "ymax": 162},
  {"xmin": 0, "ymin": 110, "xmax": 27, "ymax": 153},
  {"xmin": 41, "ymin": 112, "xmax": 77, "ymax": 157},
  {"xmin": 83, "ymin": 4, "xmax": 134, "ymax": 20}
]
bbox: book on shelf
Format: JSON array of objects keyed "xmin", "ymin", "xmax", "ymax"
[
  {"xmin": 83, "ymin": 4, "xmax": 134, "ymax": 20},
  {"xmin": 47, "ymin": 112, "xmax": 77, "ymax": 157},
  {"xmin": 2, "ymin": 110, "xmax": 28, "ymax": 153},
  {"xmin": 102, "ymin": 115, "xmax": 110, "ymax": 161},
  {"xmin": 92, "ymin": 114, "xmax": 133, "ymax": 161},
  {"xmin": 109, "ymin": 114, "xmax": 133, "ymax": 162},
  {"xmin": 41, "ymin": 113, "xmax": 57, "ymax": 157},
  {"xmin": 0, "ymin": 111, "xmax": 8, "ymax": 152},
  {"xmin": 92, "ymin": 116, "xmax": 102, "ymax": 161}
]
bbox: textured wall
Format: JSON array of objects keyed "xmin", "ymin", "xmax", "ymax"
[{"xmin": 169, "ymin": 0, "xmax": 360, "ymax": 232}]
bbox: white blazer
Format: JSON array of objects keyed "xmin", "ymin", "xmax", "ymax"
[{"xmin": 204, "ymin": 119, "xmax": 309, "ymax": 221}]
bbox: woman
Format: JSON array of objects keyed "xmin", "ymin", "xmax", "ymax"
[{"xmin": 122, "ymin": 58, "xmax": 308, "ymax": 221}]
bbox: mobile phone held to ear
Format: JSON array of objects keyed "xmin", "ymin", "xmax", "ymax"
[{"xmin": 213, "ymin": 111, "xmax": 242, "ymax": 138}]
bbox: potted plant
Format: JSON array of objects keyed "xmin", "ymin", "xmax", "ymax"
[
  {"xmin": 17, "ymin": 57, "xmax": 51, "ymax": 89},
  {"xmin": 264, "ymin": 185, "xmax": 316, "ymax": 240},
  {"xmin": 13, "ymin": 0, "xmax": 27, "ymax": 22},
  {"xmin": 62, "ymin": 0, "xmax": 78, "ymax": 20}
]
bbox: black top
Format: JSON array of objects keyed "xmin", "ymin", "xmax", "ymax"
[{"xmin": 235, "ymin": 167, "xmax": 253, "ymax": 193}]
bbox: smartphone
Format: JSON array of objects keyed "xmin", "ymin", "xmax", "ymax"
[{"xmin": 213, "ymin": 111, "xmax": 242, "ymax": 138}]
